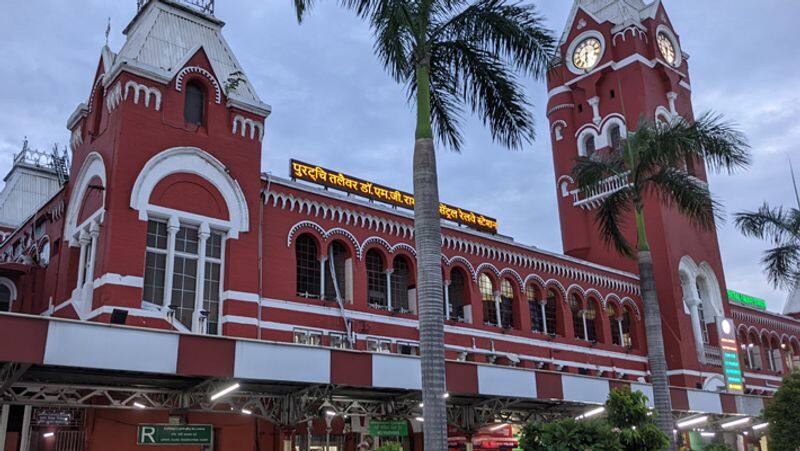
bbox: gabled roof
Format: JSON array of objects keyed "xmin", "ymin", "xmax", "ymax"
[
  {"xmin": 560, "ymin": 0, "xmax": 660, "ymax": 45},
  {"xmin": 107, "ymin": 0, "xmax": 269, "ymax": 115}
]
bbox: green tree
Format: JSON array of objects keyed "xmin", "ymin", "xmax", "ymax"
[
  {"xmin": 607, "ymin": 389, "xmax": 668, "ymax": 451},
  {"xmin": 520, "ymin": 418, "xmax": 620, "ymax": 451},
  {"xmin": 735, "ymin": 203, "xmax": 800, "ymax": 288},
  {"xmin": 291, "ymin": 0, "xmax": 555, "ymax": 448},
  {"xmin": 572, "ymin": 115, "xmax": 750, "ymax": 449},
  {"xmin": 519, "ymin": 389, "xmax": 667, "ymax": 451},
  {"xmin": 763, "ymin": 370, "xmax": 800, "ymax": 451}
]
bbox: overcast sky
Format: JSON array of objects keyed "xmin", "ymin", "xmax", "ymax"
[{"xmin": 1, "ymin": 1, "xmax": 798, "ymax": 311}]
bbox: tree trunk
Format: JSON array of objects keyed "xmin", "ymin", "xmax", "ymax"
[
  {"xmin": 414, "ymin": 63, "xmax": 448, "ymax": 450},
  {"xmin": 637, "ymin": 249, "xmax": 676, "ymax": 451}
]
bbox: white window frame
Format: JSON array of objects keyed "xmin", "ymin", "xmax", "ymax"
[
  {"xmin": 293, "ymin": 328, "xmax": 323, "ymax": 346},
  {"xmin": 366, "ymin": 337, "xmax": 392, "ymax": 353},
  {"xmin": 142, "ymin": 213, "xmax": 227, "ymax": 336}
]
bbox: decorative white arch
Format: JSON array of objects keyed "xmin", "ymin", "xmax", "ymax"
[
  {"xmin": 65, "ymin": 152, "xmax": 106, "ymax": 247},
  {"xmin": 175, "ymin": 66, "xmax": 222, "ymax": 104},
  {"xmin": 600, "ymin": 114, "xmax": 628, "ymax": 147},
  {"xmin": 129, "ymin": 147, "xmax": 250, "ymax": 239},
  {"xmin": 576, "ymin": 127, "xmax": 600, "ymax": 157},
  {"xmin": 655, "ymin": 106, "xmax": 673, "ymax": 124},
  {"xmin": 697, "ymin": 262, "xmax": 724, "ymax": 318}
]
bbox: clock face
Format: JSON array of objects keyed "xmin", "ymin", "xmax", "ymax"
[
  {"xmin": 572, "ymin": 38, "xmax": 602, "ymax": 71},
  {"xmin": 657, "ymin": 32, "xmax": 677, "ymax": 66}
]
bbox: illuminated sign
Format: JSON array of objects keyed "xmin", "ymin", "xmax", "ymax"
[
  {"xmin": 727, "ymin": 290, "xmax": 767, "ymax": 311},
  {"xmin": 290, "ymin": 159, "xmax": 499, "ymax": 233},
  {"xmin": 716, "ymin": 317, "xmax": 744, "ymax": 393}
]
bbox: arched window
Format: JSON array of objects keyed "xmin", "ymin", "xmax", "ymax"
[
  {"xmin": 746, "ymin": 332, "xmax": 763, "ymax": 371},
  {"xmin": 696, "ymin": 289, "xmax": 710, "ymax": 344},
  {"xmin": 324, "ymin": 241, "xmax": 349, "ymax": 302},
  {"xmin": 570, "ymin": 294, "xmax": 586, "ymax": 341},
  {"xmin": 184, "ymin": 80, "xmax": 205, "ymax": 125},
  {"xmin": 499, "ymin": 279, "xmax": 515, "ymax": 329},
  {"xmin": 608, "ymin": 304, "xmax": 633, "ymax": 348},
  {"xmin": 764, "ymin": 335, "xmax": 782, "ymax": 373},
  {"xmin": 528, "ymin": 285, "xmax": 544, "ymax": 333},
  {"xmin": 608, "ymin": 304, "xmax": 622, "ymax": 346},
  {"xmin": 447, "ymin": 268, "xmax": 467, "ymax": 320},
  {"xmin": 609, "ymin": 124, "xmax": 622, "ymax": 151},
  {"xmin": 295, "ymin": 234, "xmax": 320, "ymax": 298},
  {"xmin": 391, "ymin": 256, "xmax": 411, "ymax": 312},
  {"xmin": 366, "ymin": 249, "xmax": 387, "ymax": 309},
  {"xmin": 479, "ymin": 274, "xmax": 497, "ymax": 326},
  {"xmin": 584, "ymin": 135, "xmax": 596, "ymax": 157},
  {"xmin": 545, "ymin": 289, "xmax": 559, "ymax": 336},
  {"xmin": 585, "ymin": 299, "xmax": 598, "ymax": 342},
  {"xmin": 0, "ymin": 283, "xmax": 12, "ymax": 312}
]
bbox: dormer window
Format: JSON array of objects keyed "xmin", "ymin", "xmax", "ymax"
[{"xmin": 184, "ymin": 81, "xmax": 206, "ymax": 125}]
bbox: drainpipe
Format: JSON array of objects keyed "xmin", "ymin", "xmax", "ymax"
[{"xmin": 259, "ymin": 172, "xmax": 272, "ymax": 340}]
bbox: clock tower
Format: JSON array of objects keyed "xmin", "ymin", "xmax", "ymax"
[{"xmin": 547, "ymin": 0, "xmax": 734, "ymax": 388}]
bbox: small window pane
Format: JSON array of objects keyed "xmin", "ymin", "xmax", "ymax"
[
  {"xmin": 175, "ymin": 226, "xmax": 199, "ymax": 255},
  {"xmin": 146, "ymin": 220, "xmax": 168, "ymax": 249},
  {"xmin": 447, "ymin": 269, "xmax": 466, "ymax": 320}
]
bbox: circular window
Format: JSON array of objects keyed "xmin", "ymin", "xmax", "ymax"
[
  {"xmin": 572, "ymin": 37, "xmax": 603, "ymax": 71},
  {"xmin": 657, "ymin": 31, "xmax": 678, "ymax": 66}
]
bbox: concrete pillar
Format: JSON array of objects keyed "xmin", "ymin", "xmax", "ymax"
[
  {"xmin": 163, "ymin": 215, "xmax": 180, "ymax": 310},
  {"xmin": 443, "ymin": 280, "xmax": 451, "ymax": 320},
  {"xmin": 0, "ymin": 404, "xmax": 9, "ymax": 449},
  {"xmin": 19, "ymin": 405, "xmax": 31, "ymax": 451},
  {"xmin": 194, "ymin": 222, "xmax": 210, "ymax": 333},
  {"xmin": 385, "ymin": 269, "xmax": 393, "ymax": 311}
]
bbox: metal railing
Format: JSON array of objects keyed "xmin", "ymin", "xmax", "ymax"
[{"xmin": 571, "ymin": 171, "xmax": 631, "ymax": 210}]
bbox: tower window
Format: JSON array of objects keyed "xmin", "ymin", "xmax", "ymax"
[
  {"xmin": 584, "ymin": 135, "xmax": 596, "ymax": 157},
  {"xmin": 184, "ymin": 81, "xmax": 206, "ymax": 125},
  {"xmin": 609, "ymin": 125, "xmax": 622, "ymax": 151}
]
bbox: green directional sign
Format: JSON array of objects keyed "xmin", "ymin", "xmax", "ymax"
[
  {"xmin": 369, "ymin": 420, "xmax": 409, "ymax": 437},
  {"xmin": 137, "ymin": 424, "xmax": 213, "ymax": 445},
  {"xmin": 727, "ymin": 290, "xmax": 767, "ymax": 310}
]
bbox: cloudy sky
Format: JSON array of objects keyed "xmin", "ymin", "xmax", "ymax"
[{"xmin": 1, "ymin": 1, "xmax": 798, "ymax": 310}]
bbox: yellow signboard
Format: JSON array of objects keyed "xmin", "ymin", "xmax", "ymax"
[{"xmin": 290, "ymin": 159, "xmax": 498, "ymax": 233}]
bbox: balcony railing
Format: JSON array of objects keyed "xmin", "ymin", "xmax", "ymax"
[
  {"xmin": 571, "ymin": 171, "xmax": 631, "ymax": 210},
  {"xmin": 703, "ymin": 345, "xmax": 723, "ymax": 367}
]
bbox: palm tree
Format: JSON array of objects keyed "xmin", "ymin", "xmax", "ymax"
[
  {"xmin": 572, "ymin": 114, "xmax": 750, "ymax": 449},
  {"xmin": 292, "ymin": 0, "xmax": 554, "ymax": 448},
  {"xmin": 735, "ymin": 203, "xmax": 800, "ymax": 289}
]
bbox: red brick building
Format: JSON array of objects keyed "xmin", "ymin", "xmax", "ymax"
[{"xmin": 0, "ymin": 0, "xmax": 797, "ymax": 450}]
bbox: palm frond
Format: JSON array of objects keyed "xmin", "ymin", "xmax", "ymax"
[
  {"xmin": 293, "ymin": 0, "xmax": 385, "ymax": 23},
  {"xmin": 572, "ymin": 152, "xmax": 628, "ymax": 190},
  {"xmin": 429, "ymin": 71, "xmax": 465, "ymax": 150},
  {"xmin": 371, "ymin": 0, "xmax": 415, "ymax": 82},
  {"xmin": 595, "ymin": 187, "xmax": 635, "ymax": 257},
  {"xmin": 761, "ymin": 244, "xmax": 800, "ymax": 289},
  {"xmin": 432, "ymin": 39, "xmax": 535, "ymax": 149},
  {"xmin": 644, "ymin": 167, "xmax": 721, "ymax": 231},
  {"xmin": 735, "ymin": 203, "xmax": 800, "ymax": 244},
  {"xmin": 431, "ymin": 0, "xmax": 555, "ymax": 78},
  {"xmin": 636, "ymin": 112, "xmax": 750, "ymax": 176}
]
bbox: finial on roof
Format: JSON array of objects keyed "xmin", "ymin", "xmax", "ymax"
[{"xmin": 105, "ymin": 17, "xmax": 111, "ymax": 46}]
